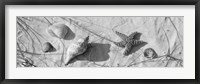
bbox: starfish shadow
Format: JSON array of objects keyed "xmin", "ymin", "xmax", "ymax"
[
  {"xmin": 127, "ymin": 42, "xmax": 148, "ymax": 56},
  {"xmin": 67, "ymin": 43, "xmax": 111, "ymax": 65},
  {"xmin": 133, "ymin": 32, "xmax": 142, "ymax": 40}
]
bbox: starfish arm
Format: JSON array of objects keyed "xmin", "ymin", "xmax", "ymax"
[
  {"xmin": 114, "ymin": 31, "xmax": 128, "ymax": 41},
  {"xmin": 128, "ymin": 32, "xmax": 137, "ymax": 38},
  {"xmin": 123, "ymin": 40, "xmax": 146, "ymax": 56},
  {"xmin": 128, "ymin": 32, "xmax": 141, "ymax": 40},
  {"xmin": 114, "ymin": 41, "xmax": 126, "ymax": 48},
  {"xmin": 131, "ymin": 40, "xmax": 145, "ymax": 46}
]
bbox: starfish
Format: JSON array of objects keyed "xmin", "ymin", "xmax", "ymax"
[{"xmin": 113, "ymin": 30, "xmax": 146, "ymax": 56}]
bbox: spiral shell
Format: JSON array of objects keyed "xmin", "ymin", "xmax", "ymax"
[
  {"xmin": 47, "ymin": 23, "xmax": 70, "ymax": 39},
  {"xmin": 42, "ymin": 42, "xmax": 55, "ymax": 53},
  {"xmin": 64, "ymin": 36, "xmax": 89, "ymax": 65},
  {"xmin": 143, "ymin": 48, "xmax": 158, "ymax": 59}
]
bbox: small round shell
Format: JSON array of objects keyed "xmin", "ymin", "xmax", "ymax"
[
  {"xmin": 64, "ymin": 36, "xmax": 89, "ymax": 65},
  {"xmin": 42, "ymin": 42, "xmax": 55, "ymax": 53},
  {"xmin": 144, "ymin": 48, "xmax": 158, "ymax": 59},
  {"xmin": 47, "ymin": 23, "xmax": 70, "ymax": 39}
]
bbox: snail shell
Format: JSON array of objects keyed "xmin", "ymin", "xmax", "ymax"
[
  {"xmin": 64, "ymin": 36, "xmax": 89, "ymax": 65},
  {"xmin": 144, "ymin": 48, "xmax": 158, "ymax": 59},
  {"xmin": 47, "ymin": 23, "xmax": 70, "ymax": 39},
  {"xmin": 42, "ymin": 42, "xmax": 56, "ymax": 53}
]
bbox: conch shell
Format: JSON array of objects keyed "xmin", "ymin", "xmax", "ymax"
[{"xmin": 64, "ymin": 36, "xmax": 89, "ymax": 66}]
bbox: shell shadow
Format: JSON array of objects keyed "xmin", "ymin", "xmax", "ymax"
[
  {"xmin": 44, "ymin": 47, "xmax": 57, "ymax": 53},
  {"xmin": 63, "ymin": 28, "xmax": 75, "ymax": 40},
  {"xmin": 43, "ymin": 42, "xmax": 57, "ymax": 53},
  {"xmin": 50, "ymin": 47, "xmax": 57, "ymax": 52},
  {"xmin": 67, "ymin": 43, "xmax": 111, "ymax": 65}
]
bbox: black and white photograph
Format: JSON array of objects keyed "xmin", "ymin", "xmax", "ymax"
[{"xmin": 16, "ymin": 16, "xmax": 183, "ymax": 67}]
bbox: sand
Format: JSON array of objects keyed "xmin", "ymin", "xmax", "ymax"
[{"xmin": 16, "ymin": 16, "xmax": 183, "ymax": 67}]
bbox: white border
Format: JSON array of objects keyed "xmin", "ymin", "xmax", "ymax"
[{"xmin": 5, "ymin": 5, "xmax": 195, "ymax": 79}]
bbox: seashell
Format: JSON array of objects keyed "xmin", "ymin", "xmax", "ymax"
[
  {"xmin": 47, "ymin": 23, "xmax": 70, "ymax": 39},
  {"xmin": 42, "ymin": 42, "xmax": 56, "ymax": 53},
  {"xmin": 64, "ymin": 36, "xmax": 89, "ymax": 66},
  {"xmin": 143, "ymin": 48, "xmax": 158, "ymax": 59}
]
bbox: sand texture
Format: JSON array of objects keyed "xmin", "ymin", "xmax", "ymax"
[{"xmin": 16, "ymin": 16, "xmax": 183, "ymax": 67}]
